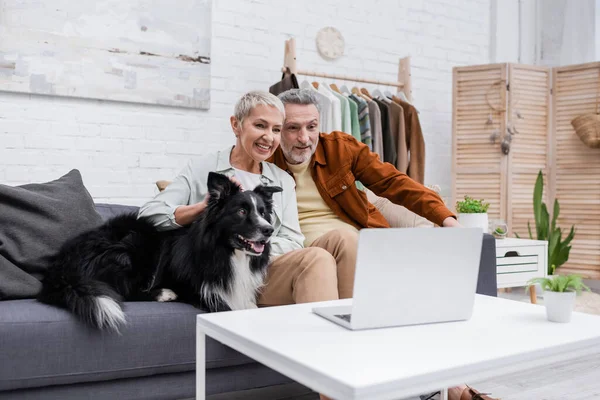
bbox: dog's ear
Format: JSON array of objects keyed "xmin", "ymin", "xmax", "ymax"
[
  {"xmin": 207, "ymin": 172, "xmax": 240, "ymax": 201},
  {"xmin": 253, "ymin": 185, "xmax": 283, "ymax": 200}
]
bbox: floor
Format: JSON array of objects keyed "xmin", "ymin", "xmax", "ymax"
[{"xmin": 205, "ymin": 285, "xmax": 600, "ymax": 400}]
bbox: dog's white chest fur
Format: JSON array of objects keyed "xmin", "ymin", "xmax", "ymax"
[{"xmin": 220, "ymin": 250, "xmax": 264, "ymax": 310}]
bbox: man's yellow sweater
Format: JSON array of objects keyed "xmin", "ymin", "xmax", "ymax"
[{"xmin": 287, "ymin": 160, "xmax": 358, "ymax": 247}]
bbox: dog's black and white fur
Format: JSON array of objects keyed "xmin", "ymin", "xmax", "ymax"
[{"xmin": 38, "ymin": 172, "xmax": 282, "ymax": 332}]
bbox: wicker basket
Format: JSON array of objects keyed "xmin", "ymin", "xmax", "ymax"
[
  {"xmin": 571, "ymin": 112, "xmax": 600, "ymax": 149},
  {"xmin": 572, "ymin": 72, "xmax": 600, "ymax": 149}
]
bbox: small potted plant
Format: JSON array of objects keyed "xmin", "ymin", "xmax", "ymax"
[
  {"xmin": 491, "ymin": 220, "xmax": 508, "ymax": 239},
  {"xmin": 455, "ymin": 196, "xmax": 490, "ymax": 233},
  {"xmin": 527, "ymin": 274, "xmax": 591, "ymax": 323}
]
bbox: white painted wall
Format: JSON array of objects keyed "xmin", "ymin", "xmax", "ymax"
[
  {"xmin": 490, "ymin": 0, "xmax": 520, "ymax": 63},
  {"xmin": 0, "ymin": 0, "xmax": 490, "ymax": 205}
]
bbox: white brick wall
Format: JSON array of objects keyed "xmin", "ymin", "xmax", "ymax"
[{"xmin": 0, "ymin": 0, "xmax": 490, "ymax": 205}]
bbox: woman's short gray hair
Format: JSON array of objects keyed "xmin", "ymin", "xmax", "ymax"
[
  {"xmin": 234, "ymin": 91, "xmax": 285, "ymax": 125},
  {"xmin": 277, "ymin": 89, "xmax": 321, "ymax": 113}
]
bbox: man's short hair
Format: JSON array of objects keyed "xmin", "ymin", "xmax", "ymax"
[
  {"xmin": 234, "ymin": 91, "xmax": 285, "ymax": 125},
  {"xmin": 277, "ymin": 89, "xmax": 321, "ymax": 113}
]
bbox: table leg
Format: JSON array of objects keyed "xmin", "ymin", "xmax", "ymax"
[
  {"xmin": 440, "ymin": 387, "xmax": 448, "ymax": 400},
  {"xmin": 196, "ymin": 330, "xmax": 205, "ymax": 400},
  {"xmin": 529, "ymin": 285, "xmax": 537, "ymax": 304}
]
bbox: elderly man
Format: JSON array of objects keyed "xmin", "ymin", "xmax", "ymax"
[
  {"xmin": 268, "ymin": 89, "xmax": 460, "ymax": 296},
  {"xmin": 269, "ymin": 89, "xmax": 496, "ymax": 400}
]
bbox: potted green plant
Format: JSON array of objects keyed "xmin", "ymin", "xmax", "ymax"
[
  {"xmin": 455, "ymin": 196, "xmax": 490, "ymax": 233},
  {"xmin": 527, "ymin": 274, "xmax": 590, "ymax": 323},
  {"xmin": 516, "ymin": 171, "xmax": 575, "ymax": 276}
]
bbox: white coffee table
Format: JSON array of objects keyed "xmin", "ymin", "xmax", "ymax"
[{"xmin": 196, "ymin": 295, "xmax": 600, "ymax": 400}]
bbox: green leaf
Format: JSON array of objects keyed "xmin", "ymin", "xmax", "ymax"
[
  {"xmin": 557, "ymin": 275, "xmax": 569, "ymax": 292},
  {"xmin": 540, "ymin": 203, "xmax": 549, "ymax": 240},
  {"xmin": 533, "ymin": 171, "xmax": 543, "ymax": 232},
  {"xmin": 554, "ymin": 246, "xmax": 571, "ymax": 269},
  {"xmin": 551, "ymin": 199, "xmax": 560, "ymax": 233},
  {"xmin": 548, "ymin": 228, "xmax": 560, "ymax": 269},
  {"xmin": 563, "ymin": 226, "xmax": 576, "ymax": 247}
]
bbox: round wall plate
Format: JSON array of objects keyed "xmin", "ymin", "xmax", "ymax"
[{"xmin": 316, "ymin": 27, "xmax": 345, "ymax": 60}]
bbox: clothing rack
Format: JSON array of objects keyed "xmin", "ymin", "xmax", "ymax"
[{"xmin": 281, "ymin": 38, "xmax": 412, "ymax": 102}]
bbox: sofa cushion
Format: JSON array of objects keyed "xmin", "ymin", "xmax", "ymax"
[
  {"xmin": 0, "ymin": 170, "xmax": 103, "ymax": 300},
  {"xmin": 0, "ymin": 299, "xmax": 255, "ymax": 391},
  {"xmin": 95, "ymin": 203, "xmax": 140, "ymax": 221}
]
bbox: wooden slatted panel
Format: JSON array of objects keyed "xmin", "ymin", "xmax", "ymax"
[
  {"xmin": 552, "ymin": 63, "xmax": 600, "ymax": 277},
  {"xmin": 507, "ymin": 65, "xmax": 551, "ymax": 238},
  {"xmin": 452, "ymin": 64, "xmax": 506, "ymax": 220}
]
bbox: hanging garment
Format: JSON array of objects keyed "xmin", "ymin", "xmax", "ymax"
[
  {"xmin": 317, "ymin": 84, "xmax": 342, "ymax": 132},
  {"xmin": 367, "ymin": 98, "xmax": 384, "ymax": 159},
  {"xmin": 300, "ymin": 81, "xmax": 332, "ymax": 133},
  {"xmin": 322, "ymin": 84, "xmax": 352, "ymax": 134},
  {"xmin": 387, "ymin": 101, "xmax": 408, "ymax": 174},
  {"xmin": 373, "ymin": 98, "xmax": 395, "ymax": 165},
  {"xmin": 346, "ymin": 96, "xmax": 362, "ymax": 143},
  {"xmin": 349, "ymin": 94, "xmax": 372, "ymax": 149},
  {"xmin": 269, "ymin": 68, "xmax": 299, "ymax": 96},
  {"xmin": 393, "ymin": 96, "xmax": 425, "ymax": 184}
]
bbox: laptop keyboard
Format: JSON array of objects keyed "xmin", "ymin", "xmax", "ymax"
[{"xmin": 334, "ymin": 314, "xmax": 352, "ymax": 322}]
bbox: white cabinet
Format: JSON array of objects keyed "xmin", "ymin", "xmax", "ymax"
[{"xmin": 496, "ymin": 238, "xmax": 547, "ymax": 289}]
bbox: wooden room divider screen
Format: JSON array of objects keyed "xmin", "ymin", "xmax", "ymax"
[{"xmin": 452, "ymin": 62, "xmax": 600, "ymax": 278}]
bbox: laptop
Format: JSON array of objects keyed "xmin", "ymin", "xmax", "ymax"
[{"xmin": 312, "ymin": 227, "xmax": 483, "ymax": 330}]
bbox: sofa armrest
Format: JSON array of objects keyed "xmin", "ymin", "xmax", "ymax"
[{"xmin": 477, "ymin": 233, "xmax": 497, "ymax": 296}]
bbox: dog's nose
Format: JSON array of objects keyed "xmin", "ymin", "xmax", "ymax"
[{"xmin": 261, "ymin": 225, "xmax": 274, "ymax": 237}]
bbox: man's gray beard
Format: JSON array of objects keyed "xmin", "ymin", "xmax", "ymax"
[{"xmin": 283, "ymin": 147, "xmax": 312, "ymax": 165}]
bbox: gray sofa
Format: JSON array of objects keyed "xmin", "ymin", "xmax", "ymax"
[{"xmin": 0, "ymin": 203, "xmax": 497, "ymax": 400}]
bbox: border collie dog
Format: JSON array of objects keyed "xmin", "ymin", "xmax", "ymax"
[{"xmin": 38, "ymin": 172, "xmax": 281, "ymax": 332}]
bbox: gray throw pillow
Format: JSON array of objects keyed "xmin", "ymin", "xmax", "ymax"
[{"xmin": 0, "ymin": 169, "xmax": 103, "ymax": 300}]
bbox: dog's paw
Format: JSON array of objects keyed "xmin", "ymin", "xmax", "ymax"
[{"xmin": 155, "ymin": 288, "xmax": 178, "ymax": 302}]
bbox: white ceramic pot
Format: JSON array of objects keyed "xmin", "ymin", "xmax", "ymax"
[
  {"xmin": 457, "ymin": 213, "xmax": 489, "ymax": 233},
  {"xmin": 543, "ymin": 290, "xmax": 576, "ymax": 323}
]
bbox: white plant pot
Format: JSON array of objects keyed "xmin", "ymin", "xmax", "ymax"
[
  {"xmin": 457, "ymin": 213, "xmax": 489, "ymax": 233},
  {"xmin": 543, "ymin": 290, "xmax": 576, "ymax": 323}
]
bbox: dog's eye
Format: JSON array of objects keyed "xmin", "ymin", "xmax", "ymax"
[{"xmin": 238, "ymin": 208, "xmax": 247, "ymax": 216}]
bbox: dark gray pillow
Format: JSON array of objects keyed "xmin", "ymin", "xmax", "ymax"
[{"xmin": 0, "ymin": 169, "xmax": 103, "ymax": 300}]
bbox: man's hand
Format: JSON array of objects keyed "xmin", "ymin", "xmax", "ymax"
[{"xmin": 442, "ymin": 217, "xmax": 462, "ymax": 228}]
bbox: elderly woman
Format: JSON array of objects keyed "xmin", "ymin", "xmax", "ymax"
[{"xmin": 138, "ymin": 90, "xmax": 341, "ymax": 307}]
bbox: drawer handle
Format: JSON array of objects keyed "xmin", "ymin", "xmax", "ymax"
[{"xmin": 504, "ymin": 251, "xmax": 520, "ymax": 257}]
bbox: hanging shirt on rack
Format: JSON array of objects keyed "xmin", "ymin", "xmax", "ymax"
[
  {"xmin": 367, "ymin": 98, "xmax": 384, "ymax": 159},
  {"xmin": 392, "ymin": 96, "xmax": 426, "ymax": 184},
  {"xmin": 321, "ymin": 84, "xmax": 351, "ymax": 135},
  {"xmin": 300, "ymin": 81, "xmax": 332, "ymax": 133},
  {"xmin": 349, "ymin": 94, "xmax": 372, "ymax": 150},
  {"xmin": 373, "ymin": 98, "xmax": 395, "ymax": 165},
  {"xmin": 387, "ymin": 101, "xmax": 408, "ymax": 174},
  {"xmin": 316, "ymin": 84, "xmax": 342, "ymax": 132},
  {"xmin": 335, "ymin": 92, "xmax": 353, "ymax": 135},
  {"xmin": 346, "ymin": 96, "xmax": 361, "ymax": 143}
]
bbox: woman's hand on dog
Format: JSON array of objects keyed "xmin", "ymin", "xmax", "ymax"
[{"xmin": 174, "ymin": 176, "xmax": 244, "ymax": 226}]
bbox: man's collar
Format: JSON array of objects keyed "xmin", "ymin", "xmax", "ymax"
[{"xmin": 313, "ymin": 135, "xmax": 327, "ymax": 166}]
